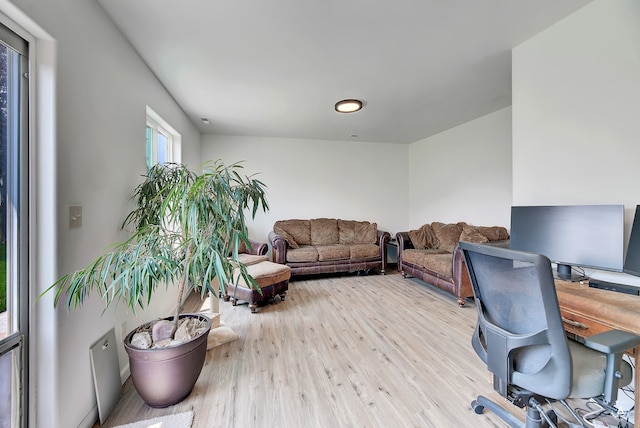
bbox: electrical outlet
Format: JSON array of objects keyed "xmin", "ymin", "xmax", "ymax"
[{"xmin": 68, "ymin": 205, "xmax": 82, "ymax": 228}]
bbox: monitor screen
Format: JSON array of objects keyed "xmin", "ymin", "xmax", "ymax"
[
  {"xmin": 624, "ymin": 205, "xmax": 640, "ymax": 277},
  {"xmin": 510, "ymin": 204, "xmax": 624, "ymax": 281}
]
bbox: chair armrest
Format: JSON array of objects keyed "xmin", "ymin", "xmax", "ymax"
[
  {"xmin": 583, "ymin": 329, "xmax": 640, "ymax": 404},
  {"xmin": 268, "ymin": 231, "xmax": 287, "ymax": 264},
  {"xmin": 583, "ymin": 329, "xmax": 640, "ymax": 354},
  {"xmin": 482, "ymin": 239, "xmax": 511, "ymax": 249},
  {"xmin": 247, "ymin": 239, "xmax": 268, "ymax": 256}
]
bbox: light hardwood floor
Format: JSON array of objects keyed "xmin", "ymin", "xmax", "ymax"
[{"xmin": 96, "ymin": 270, "xmax": 524, "ymax": 428}]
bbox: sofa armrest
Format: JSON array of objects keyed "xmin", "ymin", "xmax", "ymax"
[
  {"xmin": 395, "ymin": 232, "xmax": 414, "ymax": 266},
  {"xmin": 377, "ymin": 230, "xmax": 391, "ymax": 247},
  {"xmin": 268, "ymin": 231, "xmax": 288, "ymax": 264},
  {"xmin": 246, "ymin": 238, "xmax": 268, "ymax": 256},
  {"xmin": 377, "ymin": 230, "xmax": 391, "ymax": 272}
]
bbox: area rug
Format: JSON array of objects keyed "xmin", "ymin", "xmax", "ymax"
[{"xmin": 111, "ymin": 410, "xmax": 193, "ymax": 428}]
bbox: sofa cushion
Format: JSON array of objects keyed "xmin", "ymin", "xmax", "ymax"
[
  {"xmin": 286, "ymin": 245, "xmax": 318, "ymax": 263},
  {"xmin": 349, "ymin": 244, "xmax": 380, "ymax": 260},
  {"xmin": 403, "ymin": 249, "xmax": 452, "ymax": 274},
  {"xmin": 431, "ymin": 222, "xmax": 463, "ymax": 252},
  {"xmin": 354, "ymin": 221, "xmax": 377, "ymax": 244},
  {"xmin": 338, "ymin": 220, "xmax": 358, "ymax": 244},
  {"xmin": 316, "ymin": 244, "xmax": 350, "ymax": 261},
  {"xmin": 274, "ymin": 219, "xmax": 311, "ymax": 247},
  {"xmin": 310, "ymin": 218, "xmax": 339, "ymax": 245},
  {"xmin": 338, "ymin": 219, "xmax": 377, "ymax": 245},
  {"xmin": 424, "ymin": 253, "xmax": 455, "ymax": 277},
  {"xmin": 408, "ymin": 223, "xmax": 439, "ymax": 249}
]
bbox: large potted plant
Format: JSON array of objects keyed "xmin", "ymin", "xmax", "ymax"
[{"xmin": 47, "ymin": 160, "xmax": 268, "ymax": 408}]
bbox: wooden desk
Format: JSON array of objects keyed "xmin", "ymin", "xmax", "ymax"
[{"xmin": 556, "ymin": 280, "xmax": 640, "ymax": 425}]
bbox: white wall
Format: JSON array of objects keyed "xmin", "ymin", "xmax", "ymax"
[
  {"xmin": 512, "ymin": 0, "xmax": 640, "ymax": 283},
  {"xmin": 201, "ymin": 135, "xmax": 409, "ymax": 241},
  {"xmin": 2, "ymin": 0, "xmax": 202, "ymax": 427},
  {"xmin": 408, "ymin": 107, "xmax": 512, "ymax": 229}
]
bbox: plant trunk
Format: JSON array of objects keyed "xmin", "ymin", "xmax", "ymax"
[{"xmin": 173, "ymin": 247, "xmax": 192, "ymax": 327}]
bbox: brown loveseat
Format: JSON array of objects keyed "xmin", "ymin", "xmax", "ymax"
[
  {"xmin": 396, "ymin": 222, "xmax": 509, "ymax": 306},
  {"xmin": 269, "ymin": 218, "xmax": 390, "ymax": 277}
]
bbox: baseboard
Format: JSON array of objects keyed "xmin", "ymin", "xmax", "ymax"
[
  {"xmin": 120, "ymin": 364, "xmax": 130, "ymax": 385},
  {"xmin": 78, "ymin": 406, "xmax": 99, "ymax": 428}
]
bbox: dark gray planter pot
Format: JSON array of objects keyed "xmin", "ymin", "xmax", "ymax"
[{"xmin": 124, "ymin": 313, "xmax": 212, "ymax": 408}]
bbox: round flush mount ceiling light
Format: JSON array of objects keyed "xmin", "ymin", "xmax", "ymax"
[{"xmin": 335, "ymin": 99, "xmax": 363, "ymax": 113}]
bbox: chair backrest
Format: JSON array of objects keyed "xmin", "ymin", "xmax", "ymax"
[{"xmin": 459, "ymin": 241, "xmax": 572, "ymax": 400}]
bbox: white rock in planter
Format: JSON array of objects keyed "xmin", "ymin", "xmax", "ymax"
[
  {"xmin": 152, "ymin": 319, "xmax": 176, "ymax": 342},
  {"xmin": 130, "ymin": 332, "xmax": 152, "ymax": 349}
]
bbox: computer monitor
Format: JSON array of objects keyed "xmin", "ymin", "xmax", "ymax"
[
  {"xmin": 624, "ymin": 205, "xmax": 640, "ymax": 277},
  {"xmin": 510, "ymin": 205, "xmax": 624, "ymax": 282}
]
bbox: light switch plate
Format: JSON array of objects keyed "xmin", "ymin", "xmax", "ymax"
[{"xmin": 68, "ymin": 205, "xmax": 82, "ymax": 228}]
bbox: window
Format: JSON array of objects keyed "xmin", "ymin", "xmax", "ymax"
[
  {"xmin": 0, "ymin": 20, "xmax": 29, "ymax": 428},
  {"xmin": 145, "ymin": 106, "xmax": 181, "ymax": 169}
]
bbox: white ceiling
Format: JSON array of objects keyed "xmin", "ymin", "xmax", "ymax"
[{"xmin": 98, "ymin": 0, "xmax": 593, "ymax": 144}]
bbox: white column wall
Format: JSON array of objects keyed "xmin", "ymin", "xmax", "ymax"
[{"xmin": 512, "ymin": 0, "xmax": 640, "ymax": 283}]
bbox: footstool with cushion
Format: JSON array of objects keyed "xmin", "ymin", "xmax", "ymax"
[{"xmin": 224, "ymin": 261, "xmax": 291, "ymax": 313}]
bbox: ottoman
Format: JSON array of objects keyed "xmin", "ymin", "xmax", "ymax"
[{"xmin": 224, "ymin": 261, "xmax": 291, "ymax": 313}]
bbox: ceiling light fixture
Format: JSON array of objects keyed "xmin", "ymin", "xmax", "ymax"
[
  {"xmin": 335, "ymin": 99, "xmax": 363, "ymax": 113},
  {"xmin": 201, "ymin": 118, "xmax": 210, "ymax": 125}
]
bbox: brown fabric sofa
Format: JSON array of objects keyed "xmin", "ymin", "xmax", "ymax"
[
  {"xmin": 269, "ymin": 218, "xmax": 391, "ymax": 277},
  {"xmin": 396, "ymin": 222, "xmax": 509, "ymax": 306}
]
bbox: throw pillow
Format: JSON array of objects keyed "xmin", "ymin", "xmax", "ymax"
[
  {"xmin": 273, "ymin": 225, "xmax": 299, "ymax": 249},
  {"xmin": 408, "ymin": 223, "xmax": 438, "ymax": 249},
  {"xmin": 477, "ymin": 226, "xmax": 510, "ymax": 241},
  {"xmin": 460, "ymin": 225, "xmax": 489, "ymax": 243},
  {"xmin": 408, "ymin": 229, "xmax": 426, "ymax": 249},
  {"xmin": 431, "ymin": 222, "xmax": 463, "ymax": 252}
]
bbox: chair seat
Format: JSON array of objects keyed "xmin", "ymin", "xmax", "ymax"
[{"xmin": 568, "ymin": 340, "xmax": 632, "ymax": 399}]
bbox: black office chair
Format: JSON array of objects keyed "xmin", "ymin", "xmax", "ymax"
[{"xmin": 459, "ymin": 241, "xmax": 640, "ymax": 428}]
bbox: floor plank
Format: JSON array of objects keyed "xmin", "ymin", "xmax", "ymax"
[{"xmin": 96, "ymin": 270, "xmax": 525, "ymax": 427}]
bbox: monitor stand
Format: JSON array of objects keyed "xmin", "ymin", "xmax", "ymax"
[{"xmin": 554, "ymin": 264, "xmax": 588, "ymax": 282}]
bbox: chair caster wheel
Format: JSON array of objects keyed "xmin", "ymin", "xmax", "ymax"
[{"xmin": 471, "ymin": 400, "xmax": 485, "ymax": 414}]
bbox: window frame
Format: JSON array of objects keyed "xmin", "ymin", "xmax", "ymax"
[{"xmin": 145, "ymin": 106, "xmax": 181, "ymax": 168}]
